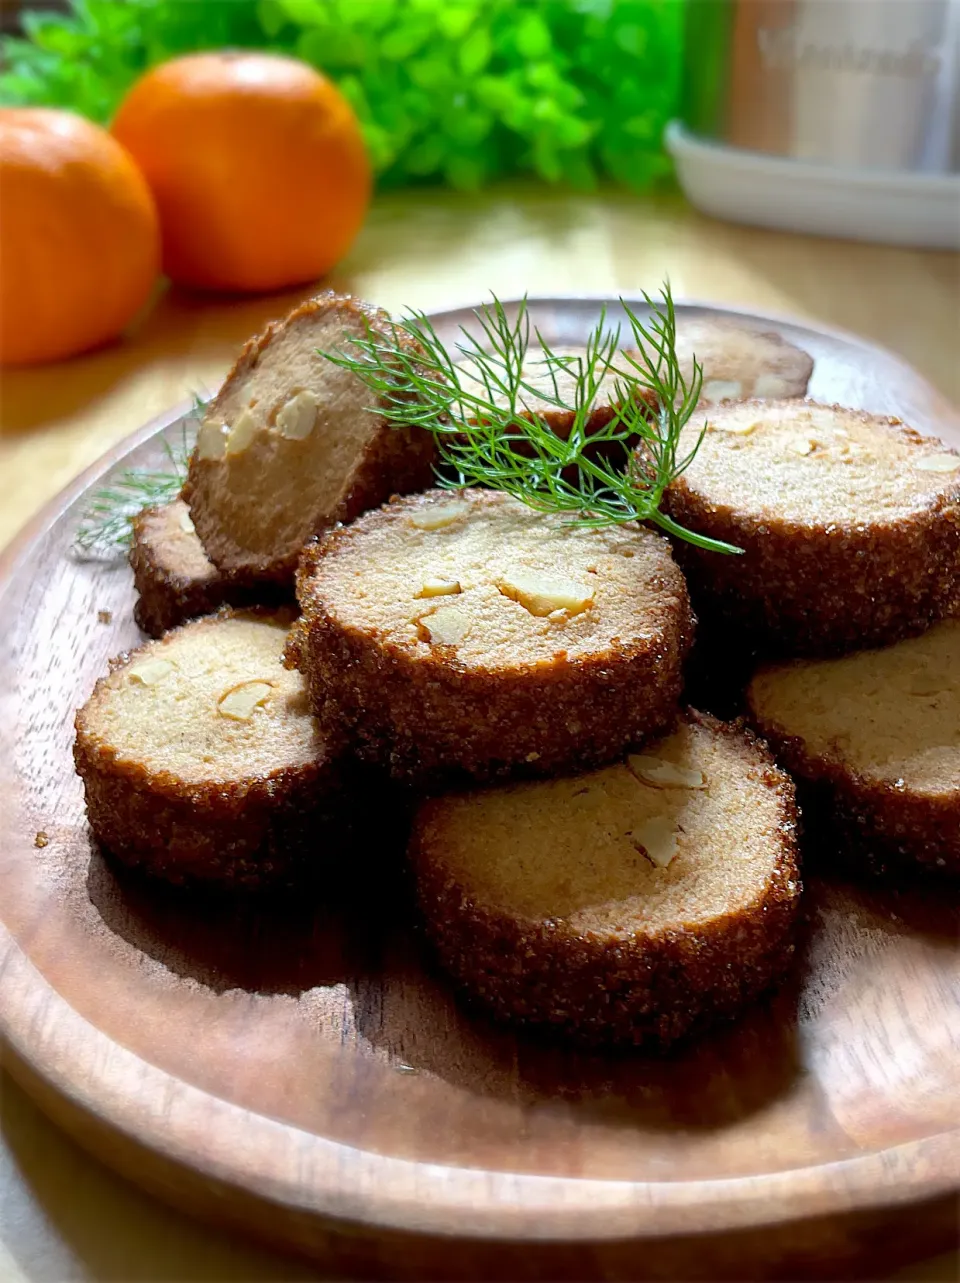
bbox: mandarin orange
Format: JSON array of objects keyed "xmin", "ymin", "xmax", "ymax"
[
  {"xmin": 0, "ymin": 108, "xmax": 160, "ymax": 367},
  {"xmin": 111, "ymin": 52, "xmax": 371, "ymax": 294}
]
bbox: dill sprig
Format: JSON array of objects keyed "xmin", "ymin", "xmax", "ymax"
[
  {"xmin": 322, "ymin": 285, "xmax": 739, "ymax": 555},
  {"xmin": 73, "ymin": 401, "xmax": 203, "ymax": 557}
]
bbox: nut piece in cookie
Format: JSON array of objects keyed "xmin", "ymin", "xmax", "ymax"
[
  {"xmin": 663, "ymin": 401, "xmax": 960, "ymax": 655},
  {"xmin": 74, "ymin": 610, "xmax": 345, "ymax": 889},
  {"xmin": 182, "ymin": 292, "xmax": 436, "ymax": 583},
  {"xmin": 410, "ymin": 711, "xmax": 801, "ymax": 1047},
  {"xmin": 674, "ymin": 316, "xmax": 814, "ymax": 403},
  {"xmin": 130, "ymin": 500, "xmax": 284, "ymax": 637},
  {"xmin": 291, "ymin": 488, "xmax": 695, "ymax": 785},
  {"xmin": 748, "ymin": 618, "xmax": 960, "ymax": 879}
]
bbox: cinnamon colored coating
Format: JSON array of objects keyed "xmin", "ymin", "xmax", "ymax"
[
  {"xmin": 410, "ymin": 711, "xmax": 802, "ymax": 1048},
  {"xmin": 74, "ymin": 610, "xmax": 346, "ymax": 889},
  {"xmin": 289, "ymin": 488, "xmax": 695, "ymax": 785},
  {"xmin": 747, "ymin": 619, "xmax": 960, "ymax": 879},
  {"xmin": 129, "ymin": 500, "xmax": 285, "ymax": 637},
  {"xmin": 664, "ymin": 402, "xmax": 960, "ymax": 656},
  {"xmin": 182, "ymin": 292, "xmax": 436, "ymax": 584}
]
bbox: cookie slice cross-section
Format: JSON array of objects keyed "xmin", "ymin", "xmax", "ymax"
[
  {"xmin": 664, "ymin": 401, "xmax": 960, "ymax": 656},
  {"xmin": 75, "ymin": 610, "xmax": 345, "ymax": 889},
  {"xmin": 410, "ymin": 711, "xmax": 801, "ymax": 1048},
  {"xmin": 130, "ymin": 500, "xmax": 285, "ymax": 637},
  {"xmin": 674, "ymin": 315, "xmax": 813, "ymax": 404},
  {"xmin": 748, "ymin": 618, "xmax": 960, "ymax": 879},
  {"xmin": 290, "ymin": 488, "xmax": 695, "ymax": 785},
  {"xmin": 182, "ymin": 292, "xmax": 436, "ymax": 584}
]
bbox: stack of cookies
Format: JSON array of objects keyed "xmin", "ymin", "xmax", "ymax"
[{"xmin": 74, "ymin": 294, "xmax": 960, "ymax": 1049}]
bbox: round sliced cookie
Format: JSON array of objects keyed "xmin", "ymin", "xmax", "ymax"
[
  {"xmin": 410, "ymin": 710, "xmax": 801, "ymax": 1048},
  {"xmin": 182, "ymin": 292, "xmax": 437, "ymax": 584},
  {"xmin": 663, "ymin": 401, "xmax": 960, "ymax": 655},
  {"xmin": 748, "ymin": 618, "xmax": 960, "ymax": 879},
  {"xmin": 290, "ymin": 488, "xmax": 694, "ymax": 785},
  {"xmin": 130, "ymin": 500, "xmax": 285, "ymax": 637},
  {"xmin": 75, "ymin": 609, "xmax": 345, "ymax": 889},
  {"xmin": 674, "ymin": 315, "xmax": 813, "ymax": 404}
]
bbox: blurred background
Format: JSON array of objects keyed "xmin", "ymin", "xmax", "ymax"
[
  {"xmin": 3, "ymin": 0, "xmax": 958, "ymax": 195},
  {"xmin": 0, "ymin": 0, "xmax": 685, "ymax": 191}
]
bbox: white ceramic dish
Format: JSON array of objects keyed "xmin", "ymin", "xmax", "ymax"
[{"xmin": 666, "ymin": 121, "xmax": 960, "ymax": 250}]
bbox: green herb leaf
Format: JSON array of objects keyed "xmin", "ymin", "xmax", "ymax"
[
  {"xmin": 320, "ymin": 285, "xmax": 740, "ymax": 556},
  {"xmin": 459, "ymin": 25, "xmax": 492, "ymax": 77}
]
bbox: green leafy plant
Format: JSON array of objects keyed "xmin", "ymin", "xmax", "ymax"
[
  {"xmin": 1, "ymin": 0, "xmax": 683, "ymax": 190},
  {"xmin": 323, "ymin": 284, "xmax": 739, "ymax": 554}
]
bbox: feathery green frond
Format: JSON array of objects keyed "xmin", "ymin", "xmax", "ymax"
[{"xmin": 322, "ymin": 285, "xmax": 739, "ymax": 554}]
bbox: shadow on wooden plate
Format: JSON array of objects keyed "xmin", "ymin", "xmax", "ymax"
[{"xmin": 85, "ymin": 835, "xmax": 805, "ymax": 1136}]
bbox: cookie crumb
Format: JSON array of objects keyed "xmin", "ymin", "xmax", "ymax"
[
  {"xmin": 34, "ymin": 831, "xmax": 49, "ymax": 848},
  {"xmin": 97, "ymin": 610, "xmax": 112, "ymax": 624}
]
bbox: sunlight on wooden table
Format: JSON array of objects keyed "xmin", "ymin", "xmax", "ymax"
[{"xmin": 0, "ymin": 185, "xmax": 957, "ymax": 1282}]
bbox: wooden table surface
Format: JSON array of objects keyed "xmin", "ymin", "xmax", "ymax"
[{"xmin": 0, "ymin": 186, "xmax": 957, "ymax": 1281}]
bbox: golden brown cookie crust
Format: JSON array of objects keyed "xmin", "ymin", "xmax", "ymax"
[
  {"xmin": 129, "ymin": 501, "xmax": 285, "ymax": 637},
  {"xmin": 290, "ymin": 489, "xmax": 695, "ymax": 785},
  {"xmin": 410, "ymin": 711, "xmax": 802, "ymax": 1047},
  {"xmin": 664, "ymin": 402, "xmax": 960, "ymax": 656},
  {"xmin": 182, "ymin": 292, "xmax": 436, "ymax": 584},
  {"xmin": 747, "ymin": 632, "xmax": 960, "ymax": 879},
  {"xmin": 74, "ymin": 609, "xmax": 345, "ymax": 889},
  {"xmin": 748, "ymin": 720, "xmax": 959, "ymax": 881}
]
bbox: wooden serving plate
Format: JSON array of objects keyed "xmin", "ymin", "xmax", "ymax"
[{"xmin": 1, "ymin": 299, "xmax": 958, "ymax": 1281}]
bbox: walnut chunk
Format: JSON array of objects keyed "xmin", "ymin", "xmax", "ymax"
[
  {"xmin": 787, "ymin": 436, "xmax": 816, "ymax": 457},
  {"xmin": 275, "ymin": 389, "xmax": 320, "ymax": 441},
  {"xmin": 416, "ymin": 578, "xmax": 462, "ymax": 599},
  {"xmin": 226, "ymin": 408, "xmax": 258, "ymax": 455},
  {"xmin": 701, "ymin": 378, "xmax": 742, "ymax": 403},
  {"xmin": 196, "ymin": 419, "xmax": 229, "ymax": 461},
  {"xmin": 418, "ymin": 606, "xmax": 470, "ymax": 645},
  {"xmin": 709, "ymin": 416, "xmax": 758, "ymax": 436},
  {"xmin": 915, "ymin": 453, "xmax": 960, "ymax": 474}
]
